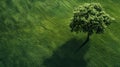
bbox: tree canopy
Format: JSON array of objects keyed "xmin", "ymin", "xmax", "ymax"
[{"xmin": 70, "ymin": 3, "xmax": 114, "ymax": 35}]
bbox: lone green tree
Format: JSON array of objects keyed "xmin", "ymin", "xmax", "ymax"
[{"xmin": 70, "ymin": 3, "xmax": 114, "ymax": 50}]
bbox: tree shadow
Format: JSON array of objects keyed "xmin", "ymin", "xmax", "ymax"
[{"xmin": 43, "ymin": 38, "xmax": 90, "ymax": 67}]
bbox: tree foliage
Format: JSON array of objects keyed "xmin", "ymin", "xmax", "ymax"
[{"xmin": 70, "ymin": 3, "xmax": 114, "ymax": 35}]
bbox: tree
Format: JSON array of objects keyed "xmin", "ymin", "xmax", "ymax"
[{"xmin": 69, "ymin": 3, "xmax": 114, "ymax": 51}]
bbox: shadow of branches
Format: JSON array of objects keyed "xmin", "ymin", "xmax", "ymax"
[{"xmin": 43, "ymin": 38, "xmax": 90, "ymax": 67}]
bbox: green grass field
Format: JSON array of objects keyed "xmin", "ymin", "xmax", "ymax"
[{"xmin": 0, "ymin": 0, "xmax": 120, "ymax": 67}]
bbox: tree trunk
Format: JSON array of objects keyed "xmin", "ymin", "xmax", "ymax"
[{"xmin": 75, "ymin": 32, "xmax": 90, "ymax": 53}]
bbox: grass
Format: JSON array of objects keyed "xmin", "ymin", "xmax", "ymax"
[{"xmin": 0, "ymin": 0, "xmax": 120, "ymax": 67}]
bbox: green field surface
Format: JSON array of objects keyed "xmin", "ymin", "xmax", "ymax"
[{"xmin": 0, "ymin": 0, "xmax": 120, "ymax": 67}]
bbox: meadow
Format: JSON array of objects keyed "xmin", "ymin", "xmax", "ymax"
[{"xmin": 0, "ymin": 0, "xmax": 120, "ymax": 67}]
